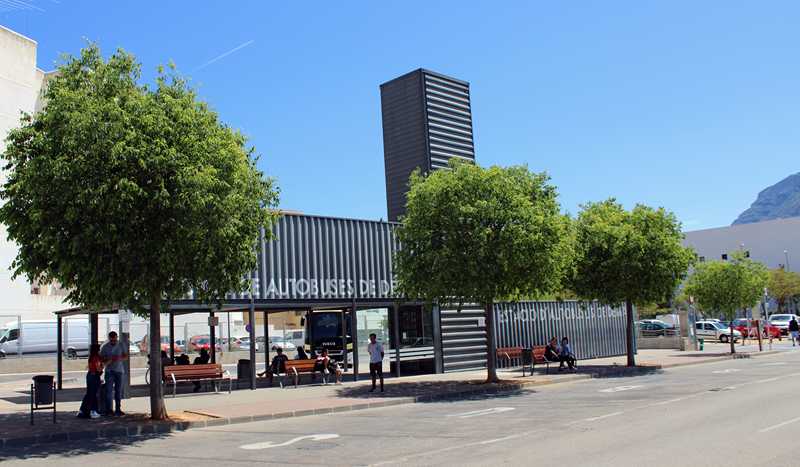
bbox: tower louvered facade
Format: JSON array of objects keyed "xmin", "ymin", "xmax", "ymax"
[{"xmin": 380, "ymin": 69, "xmax": 475, "ymax": 222}]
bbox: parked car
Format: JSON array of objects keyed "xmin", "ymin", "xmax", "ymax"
[
  {"xmin": 189, "ymin": 335, "xmax": 222, "ymax": 352},
  {"xmin": 695, "ymin": 320, "xmax": 742, "ymax": 343},
  {"xmin": 638, "ymin": 321, "xmax": 676, "ymax": 337},
  {"xmin": 138, "ymin": 335, "xmax": 182, "ymax": 355},
  {"xmin": 731, "ymin": 318, "xmax": 781, "ymax": 339},
  {"xmin": 268, "ymin": 337, "xmax": 297, "ymax": 351},
  {"xmin": 0, "ymin": 319, "xmax": 89, "ymax": 358},
  {"xmin": 238, "ymin": 336, "xmax": 259, "ymax": 352},
  {"xmin": 129, "ymin": 342, "xmax": 140, "ymax": 356},
  {"xmin": 767, "ymin": 314, "xmax": 800, "ymax": 336}
]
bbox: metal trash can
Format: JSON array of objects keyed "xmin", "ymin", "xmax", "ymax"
[
  {"xmin": 237, "ymin": 359, "xmax": 252, "ymax": 388},
  {"xmin": 698, "ymin": 338, "xmax": 704, "ymax": 351},
  {"xmin": 30, "ymin": 374, "xmax": 56, "ymax": 424},
  {"xmin": 521, "ymin": 348, "xmax": 533, "ymax": 377},
  {"xmin": 32, "ymin": 375, "xmax": 54, "ymax": 405}
]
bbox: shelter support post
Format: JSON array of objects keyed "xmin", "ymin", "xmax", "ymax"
[
  {"xmin": 432, "ymin": 305, "xmax": 443, "ymax": 374},
  {"xmin": 210, "ymin": 311, "xmax": 216, "ymax": 364},
  {"xmin": 350, "ymin": 304, "xmax": 359, "ymax": 382},
  {"xmin": 268, "ymin": 311, "xmax": 269, "ymax": 369},
  {"xmin": 90, "ymin": 313, "xmax": 98, "ymax": 347},
  {"xmin": 56, "ymin": 315, "xmax": 63, "ymax": 390},
  {"xmin": 169, "ymin": 312, "xmax": 175, "ymax": 364},
  {"xmin": 393, "ymin": 303, "xmax": 401, "ymax": 378},
  {"xmin": 248, "ymin": 301, "xmax": 256, "ymax": 390}
]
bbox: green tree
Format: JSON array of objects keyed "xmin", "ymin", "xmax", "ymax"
[
  {"xmin": 0, "ymin": 46, "xmax": 278, "ymax": 419},
  {"xmin": 685, "ymin": 253, "xmax": 768, "ymax": 353},
  {"xmin": 767, "ymin": 268, "xmax": 800, "ymax": 313},
  {"xmin": 395, "ymin": 161, "xmax": 573, "ymax": 382},
  {"xmin": 571, "ymin": 199, "xmax": 694, "ymax": 366}
]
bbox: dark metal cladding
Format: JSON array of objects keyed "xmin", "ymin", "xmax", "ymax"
[
  {"xmin": 380, "ymin": 69, "xmax": 476, "ymax": 222},
  {"xmin": 226, "ymin": 214, "xmax": 401, "ymax": 302}
]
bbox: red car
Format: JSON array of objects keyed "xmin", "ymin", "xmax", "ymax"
[{"xmin": 731, "ymin": 319, "xmax": 782, "ymax": 339}]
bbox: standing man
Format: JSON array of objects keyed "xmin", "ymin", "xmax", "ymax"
[
  {"xmin": 788, "ymin": 316, "xmax": 799, "ymax": 346},
  {"xmin": 100, "ymin": 331, "xmax": 128, "ymax": 416},
  {"xmin": 367, "ymin": 333, "xmax": 384, "ymax": 393}
]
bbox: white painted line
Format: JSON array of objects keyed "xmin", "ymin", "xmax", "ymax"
[
  {"xmin": 759, "ymin": 416, "xmax": 800, "ymax": 433},
  {"xmin": 240, "ymin": 433, "xmax": 339, "ymax": 450},
  {"xmin": 479, "ymin": 434, "xmax": 521, "ymax": 445},
  {"xmin": 446, "ymin": 407, "xmax": 515, "ymax": 419},
  {"xmin": 599, "ymin": 385, "xmax": 643, "ymax": 393},
  {"xmin": 712, "ymin": 369, "xmax": 741, "ymax": 374},
  {"xmin": 754, "ymin": 377, "xmax": 781, "ymax": 384},
  {"xmin": 760, "ymin": 362, "xmax": 787, "ymax": 367},
  {"xmin": 585, "ymin": 411, "xmax": 624, "ymax": 422}
]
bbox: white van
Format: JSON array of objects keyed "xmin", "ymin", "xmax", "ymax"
[{"xmin": 0, "ymin": 320, "xmax": 89, "ymax": 358}]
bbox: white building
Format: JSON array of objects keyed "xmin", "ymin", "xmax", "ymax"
[
  {"xmin": 683, "ymin": 216, "xmax": 800, "ymax": 271},
  {"xmin": 0, "ymin": 25, "xmax": 68, "ymax": 320}
]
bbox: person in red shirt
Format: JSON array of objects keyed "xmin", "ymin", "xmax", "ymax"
[{"xmin": 78, "ymin": 344, "xmax": 103, "ymax": 419}]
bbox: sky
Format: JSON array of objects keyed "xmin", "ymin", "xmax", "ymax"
[{"xmin": 2, "ymin": 1, "xmax": 798, "ymax": 230}]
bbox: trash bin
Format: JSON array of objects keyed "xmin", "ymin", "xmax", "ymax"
[
  {"xmin": 698, "ymin": 338, "xmax": 704, "ymax": 351},
  {"xmin": 237, "ymin": 359, "xmax": 252, "ymax": 388},
  {"xmin": 32, "ymin": 375, "xmax": 54, "ymax": 406}
]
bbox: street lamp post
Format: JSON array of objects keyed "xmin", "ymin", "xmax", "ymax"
[{"xmin": 784, "ymin": 250, "xmax": 790, "ymax": 272}]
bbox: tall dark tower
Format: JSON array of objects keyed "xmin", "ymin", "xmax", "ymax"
[{"xmin": 380, "ymin": 69, "xmax": 475, "ymax": 221}]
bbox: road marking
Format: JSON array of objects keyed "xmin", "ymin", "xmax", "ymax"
[
  {"xmin": 760, "ymin": 362, "xmax": 787, "ymax": 366},
  {"xmin": 599, "ymin": 385, "xmax": 643, "ymax": 393},
  {"xmin": 759, "ymin": 416, "xmax": 800, "ymax": 433},
  {"xmin": 754, "ymin": 377, "xmax": 781, "ymax": 384},
  {"xmin": 712, "ymin": 369, "xmax": 741, "ymax": 374},
  {"xmin": 240, "ymin": 434, "xmax": 339, "ymax": 450},
  {"xmin": 585, "ymin": 411, "xmax": 624, "ymax": 422},
  {"xmin": 447, "ymin": 407, "xmax": 515, "ymax": 418}
]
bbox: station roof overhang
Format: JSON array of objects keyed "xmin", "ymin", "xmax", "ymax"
[{"xmin": 53, "ymin": 298, "xmax": 422, "ymax": 318}]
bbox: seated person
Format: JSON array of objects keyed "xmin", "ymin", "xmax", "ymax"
[
  {"xmin": 296, "ymin": 346, "xmax": 309, "ymax": 360},
  {"xmin": 544, "ymin": 337, "xmax": 560, "ymax": 362},
  {"xmin": 559, "ymin": 336, "xmax": 576, "ymax": 371},
  {"xmin": 192, "ymin": 348, "xmax": 211, "ymax": 392},
  {"xmin": 315, "ymin": 348, "xmax": 342, "ymax": 385},
  {"xmin": 176, "ymin": 353, "xmax": 191, "ymax": 365},
  {"xmin": 258, "ymin": 347, "xmax": 289, "ymax": 385},
  {"xmin": 160, "ymin": 350, "xmax": 172, "ymax": 375}
]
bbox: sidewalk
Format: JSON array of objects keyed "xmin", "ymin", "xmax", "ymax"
[{"xmin": 0, "ymin": 345, "xmax": 790, "ymax": 448}]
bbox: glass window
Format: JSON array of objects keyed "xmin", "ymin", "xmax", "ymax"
[{"xmin": 695, "ymin": 323, "xmax": 703, "ymax": 330}]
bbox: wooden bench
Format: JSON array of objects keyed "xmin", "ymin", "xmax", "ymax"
[
  {"xmin": 285, "ymin": 359, "xmax": 319, "ymax": 388},
  {"xmin": 532, "ymin": 345, "xmax": 570, "ymax": 374},
  {"xmin": 497, "ymin": 346, "xmax": 533, "ymax": 376},
  {"xmin": 163, "ymin": 363, "xmax": 231, "ymax": 397}
]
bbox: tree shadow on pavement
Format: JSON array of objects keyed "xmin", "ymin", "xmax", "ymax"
[
  {"xmin": 0, "ymin": 411, "xmax": 174, "ymax": 461},
  {"xmin": 335, "ymin": 381, "xmax": 535, "ymax": 402},
  {"xmin": 0, "ymin": 432, "xmax": 172, "ymax": 461}
]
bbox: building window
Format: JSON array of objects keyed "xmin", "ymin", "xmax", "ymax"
[
  {"xmin": 721, "ymin": 254, "xmax": 728, "ymax": 260},
  {"xmin": 698, "ymin": 256, "xmax": 705, "ymax": 262},
  {"xmin": 745, "ymin": 251, "xmax": 750, "ymax": 258}
]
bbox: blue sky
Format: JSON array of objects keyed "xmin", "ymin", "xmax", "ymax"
[{"xmin": 3, "ymin": 1, "xmax": 797, "ymax": 230}]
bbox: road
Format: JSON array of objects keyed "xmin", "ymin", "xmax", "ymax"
[{"xmin": 3, "ymin": 349, "xmax": 800, "ymax": 466}]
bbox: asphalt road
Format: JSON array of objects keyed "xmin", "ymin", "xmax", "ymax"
[{"xmin": 4, "ymin": 349, "xmax": 800, "ymax": 466}]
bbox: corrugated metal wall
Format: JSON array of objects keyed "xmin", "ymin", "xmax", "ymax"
[
  {"xmin": 440, "ymin": 301, "xmax": 630, "ymax": 373},
  {"xmin": 439, "ymin": 305, "xmax": 487, "ymax": 372},
  {"xmin": 494, "ymin": 301, "xmax": 629, "ymax": 362},
  {"xmin": 225, "ymin": 214, "xmax": 400, "ymax": 301}
]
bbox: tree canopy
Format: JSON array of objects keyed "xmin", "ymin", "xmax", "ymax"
[
  {"xmin": 395, "ymin": 160, "xmax": 573, "ymax": 381},
  {"xmin": 570, "ymin": 199, "xmax": 695, "ymax": 365},
  {"xmin": 0, "ymin": 45, "xmax": 279, "ymax": 418},
  {"xmin": 767, "ymin": 268, "xmax": 800, "ymax": 313},
  {"xmin": 685, "ymin": 252, "xmax": 768, "ymax": 353}
]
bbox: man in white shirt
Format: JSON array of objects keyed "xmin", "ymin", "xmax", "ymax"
[{"xmin": 367, "ymin": 333, "xmax": 384, "ymax": 392}]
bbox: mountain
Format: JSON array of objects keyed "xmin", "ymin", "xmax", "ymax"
[{"xmin": 733, "ymin": 172, "xmax": 800, "ymax": 225}]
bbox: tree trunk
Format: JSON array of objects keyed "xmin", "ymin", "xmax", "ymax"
[
  {"xmin": 625, "ymin": 299, "xmax": 636, "ymax": 367},
  {"xmin": 485, "ymin": 301, "xmax": 499, "ymax": 383},
  {"xmin": 729, "ymin": 322, "xmax": 735, "ymax": 354},
  {"xmin": 149, "ymin": 292, "xmax": 167, "ymax": 420}
]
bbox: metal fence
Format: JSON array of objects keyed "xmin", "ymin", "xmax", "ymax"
[{"xmin": 494, "ymin": 301, "xmax": 629, "ymax": 362}]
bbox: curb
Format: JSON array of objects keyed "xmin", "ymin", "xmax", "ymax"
[{"xmin": 655, "ymin": 349, "xmax": 783, "ymax": 370}]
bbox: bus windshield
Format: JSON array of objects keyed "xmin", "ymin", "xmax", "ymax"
[{"xmin": 312, "ymin": 313, "xmax": 343, "ymax": 340}]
